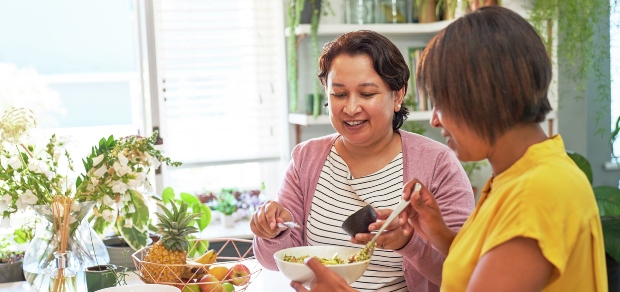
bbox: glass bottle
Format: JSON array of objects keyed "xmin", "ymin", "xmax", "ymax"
[
  {"xmin": 376, "ymin": 0, "xmax": 408, "ymax": 23},
  {"xmin": 49, "ymin": 252, "xmax": 77, "ymax": 292},
  {"xmin": 345, "ymin": 0, "xmax": 375, "ymax": 24}
]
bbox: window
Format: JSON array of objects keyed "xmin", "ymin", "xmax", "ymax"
[
  {"xmin": 149, "ymin": 0, "xmax": 286, "ymax": 195},
  {"xmin": 0, "ymin": 0, "xmax": 144, "ymax": 169}
]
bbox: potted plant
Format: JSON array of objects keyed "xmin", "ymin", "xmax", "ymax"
[
  {"xmin": 461, "ymin": 160, "xmax": 488, "ymax": 197},
  {"xmin": 286, "ymin": 0, "xmax": 333, "ymax": 115},
  {"xmin": 0, "ymin": 215, "xmax": 35, "ymax": 282},
  {"xmin": 214, "ymin": 189, "xmax": 238, "ymax": 228},
  {"xmin": 567, "ymin": 151, "xmax": 620, "ymax": 290}
]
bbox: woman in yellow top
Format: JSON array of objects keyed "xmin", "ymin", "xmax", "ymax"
[{"xmin": 290, "ymin": 5, "xmax": 607, "ymax": 292}]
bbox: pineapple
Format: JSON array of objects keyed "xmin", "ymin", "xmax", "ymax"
[{"xmin": 142, "ymin": 202, "xmax": 199, "ymax": 283}]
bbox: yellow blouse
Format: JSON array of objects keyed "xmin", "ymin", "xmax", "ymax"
[{"xmin": 441, "ymin": 135, "xmax": 607, "ymax": 291}]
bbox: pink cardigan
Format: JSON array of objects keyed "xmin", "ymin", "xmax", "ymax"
[{"xmin": 253, "ymin": 130, "xmax": 475, "ymax": 291}]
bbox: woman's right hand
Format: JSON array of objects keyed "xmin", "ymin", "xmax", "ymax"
[
  {"xmin": 399, "ymin": 179, "xmax": 457, "ymax": 256},
  {"xmin": 250, "ymin": 200, "xmax": 294, "ymax": 239}
]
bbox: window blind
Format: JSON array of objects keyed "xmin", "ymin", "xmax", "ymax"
[{"xmin": 154, "ymin": 0, "xmax": 283, "ymax": 165}]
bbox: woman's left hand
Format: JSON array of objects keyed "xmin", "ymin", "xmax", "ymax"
[{"xmin": 350, "ymin": 209, "xmax": 413, "ymax": 250}]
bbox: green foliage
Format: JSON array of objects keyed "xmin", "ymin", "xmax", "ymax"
[
  {"xmin": 287, "ymin": 0, "xmax": 333, "ymax": 113},
  {"xmin": 0, "ymin": 218, "xmax": 35, "ymax": 263},
  {"xmin": 529, "ymin": 0, "xmax": 618, "ymax": 135},
  {"xmin": 460, "ymin": 160, "xmax": 487, "ymax": 183},
  {"xmin": 566, "ymin": 151, "xmax": 593, "ymax": 183},
  {"xmin": 612, "ymin": 115, "xmax": 620, "ymax": 159},
  {"xmin": 161, "ymin": 187, "xmax": 211, "ymax": 234},
  {"xmin": 401, "ymin": 121, "xmax": 427, "ymax": 136},
  {"xmin": 215, "ymin": 189, "xmax": 238, "ymax": 216},
  {"xmin": 568, "ymin": 151, "xmax": 620, "ymax": 262}
]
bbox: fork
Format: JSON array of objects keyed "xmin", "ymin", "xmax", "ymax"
[
  {"xmin": 365, "ymin": 183, "xmax": 421, "ymax": 257},
  {"xmin": 277, "ymin": 221, "xmax": 300, "ymax": 229}
]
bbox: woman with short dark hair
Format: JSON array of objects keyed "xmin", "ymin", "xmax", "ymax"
[{"xmin": 290, "ymin": 6, "xmax": 607, "ymax": 292}]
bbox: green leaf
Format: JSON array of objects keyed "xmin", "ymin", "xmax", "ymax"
[
  {"xmin": 92, "ymin": 216, "xmax": 108, "ymax": 234},
  {"xmin": 116, "ymin": 216, "xmax": 149, "ymax": 251},
  {"xmin": 186, "ymin": 235, "xmax": 208, "ymax": 258},
  {"xmin": 180, "ymin": 192, "xmax": 200, "ymax": 206},
  {"xmin": 566, "ymin": 151, "xmax": 593, "ymax": 184},
  {"xmin": 13, "ymin": 228, "xmax": 29, "ymax": 244},
  {"xmin": 601, "ymin": 217, "xmax": 620, "ymax": 263},
  {"xmin": 107, "ymin": 135, "xmax": 115, "ymax": 147},
  {"xmin": 99, "ymin": 137, "xmax": 106, "ymax": 149},
  {"xmin": 161, "ymin": 187, "xmax": 175, "ymax": 204},
  {"xmin": 130, "ymin": 190, "xmax": 150, "ymax": 231},
  {"xmin": 594, "ymin": 186, "xmax": 620, "ymax": 216},
  {"xmin": 196, "ymin": 204, "xmax": 211, "ymax": 232}
]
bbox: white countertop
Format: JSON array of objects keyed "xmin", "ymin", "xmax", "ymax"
[{"xmin": 0, "ymin": 261, "xmax": 294, "ymax": 292}]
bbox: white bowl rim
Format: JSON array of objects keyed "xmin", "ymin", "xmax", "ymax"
[
  {"xmin": 96, "ymin": 283, "xmax": 180, "ymax": 291},
  {"xmin": 273, "ymin": 246, "xmax": 371, "ymax": 267}
]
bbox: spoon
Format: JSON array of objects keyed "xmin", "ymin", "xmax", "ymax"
[{"xmin": 364, "ymin": 183, "xmax": 421, "ymax": 258}]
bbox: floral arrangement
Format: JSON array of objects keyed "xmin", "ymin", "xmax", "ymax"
[{"xmin": 0, "ymin": 107, "xmax": 181, "ymax": 250}]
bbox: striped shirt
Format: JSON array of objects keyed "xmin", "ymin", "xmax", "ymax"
[{"xmin": 306, "ymin": 146, "xmax": 408, "ymax": 291}]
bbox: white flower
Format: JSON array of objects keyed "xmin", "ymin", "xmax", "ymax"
[
  {"xmin": 0, "ymin": 195, "xmax": 11, "ymax": 212},
  {"xmin": 152, "ymin": 158, "xmax": 161, "ymax": 170},
  {"xmin": 90, "ymin": 177, "xmax": 99, "ymax": 186},
  {"xmin": 22, "ymin": 190, "xmax": 38, "ymax": 205},
  {"xmin": 71, "ymin": 202, "xmax": 80, "ymax": 212},
  {"xmin": 113, "ymin": 162, "xmax": 131, "ymax": 177},
  {"xmin": 103, "ymin": 195, "xmax": 115, "ymax": 207},
  {"xmin": 118, "ymin": 152, "xmax": 129, "ymax": 167},
  {"xmin": 92, "ymin": 154, "xmax": 105, "ymax": 166},
  {"xmin": 124, "ymin": 217, "xmax": 133, "ymax": 228},
  {"xmin": 93, "ymin": 164, "xmax": 108, "ymax": 177},
  {"xmin": 101, "ymin": 209, "xmax": 114, "ymax": 223},
  {"xmin": 69, "ymin": 215, "xmax": 77, "ymax": 224},
  {"xmin": 124, "ymin": 193, "xmax": 131, "ymax": 202},
  {"xmin": 127, "ymin": 179, "xmax": 141, "ymax": 189},
  {"xmin": 128, "ymin": 204, "xmax": 135, "ymax": 213},
  {"xmin": 111, "ymin": 180, "xmax": 127, "ymax": 194},
  {"xmin": 8, "ymin": 157, "xmax": 21, "ymax": 170},
  {"xmin": 27, "ymin": 160, "xmax": 43, "ymax": 174}
]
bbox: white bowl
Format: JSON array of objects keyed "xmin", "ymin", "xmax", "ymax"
[
  {"xmin": 97, "ymin": 284, "xmax": 180, "ymax": 292},
  {"xmin": 273, "ymin": 246, "xmax": 370, "ymax": 288}
]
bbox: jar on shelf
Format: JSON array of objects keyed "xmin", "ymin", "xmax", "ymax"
[
  {"xmin": 345, "ymin": 0, "xmax": 375, "ymax": 24},
  {"xmin": 376, "ymin": 0, "xmax": 408, "ymax": 23}
]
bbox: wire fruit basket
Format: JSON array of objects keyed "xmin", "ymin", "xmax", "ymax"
[{"xmin": 133, "ymin": 238, "xmax": 261, "ymax": 291}]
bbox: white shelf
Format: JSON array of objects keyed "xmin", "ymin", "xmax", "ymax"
[
  {"xmin": 286, "ymin": 20, "xmax": 454, "ymax": 37},
  {"xmin": 289, "ymin": 111, "xmax": 433, "ymax": 126},
  {"xmin": 290, "ymin": 110, "xmax": 557, "ymax": 126}
]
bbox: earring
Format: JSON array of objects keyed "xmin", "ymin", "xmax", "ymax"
[{"xmin": 397, "ymin": 105, "xmax": 401, "ymax": 109}]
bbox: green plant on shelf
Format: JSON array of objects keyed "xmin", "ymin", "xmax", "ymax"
[{"xmin": 215, "ymin": 189, "xmax": 238, "ymax": 216}]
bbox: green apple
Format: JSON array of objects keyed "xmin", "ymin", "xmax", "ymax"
[
  {"xmin": 182, "ymin": 284, "xmax": 201, "ymax": 292},
  {"xmin": 222, "ymin": 282, "xmax": 235, "ymax": 292}
]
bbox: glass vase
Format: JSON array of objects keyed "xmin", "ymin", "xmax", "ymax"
[
  {"xmin": 49, "ymin": 252, "xmax": 77, "ymax": 292},
  {"xmin": 23, "ymin": 202, "xmax": 110, "ymax": 292}
]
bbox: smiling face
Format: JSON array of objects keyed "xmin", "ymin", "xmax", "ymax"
[
  {"xmin": 326, "ymin": 54, "xmax": 403, "ymax": 147},
  {"xmin": 430, "ymin": 106, "xmax": 489, "ymax": 162}
]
